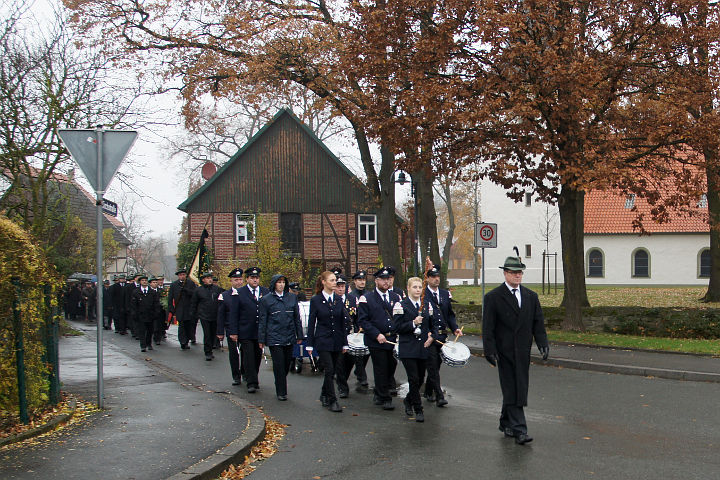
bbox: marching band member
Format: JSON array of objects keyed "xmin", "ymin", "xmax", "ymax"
[
  {"xmin": 306, "ymin": 271, "xmax": 349, "ymax": 413},
  {"xmin": 217, "ymin": 268, "xmax": 245, "ymax": 386},
  {"xmin": 358, "ymin": 266, "xmax": 402, "ymax": 410},
  {"xmin": 348, "ymin": 270, "xmax": 370, "ymax": 391},
  {"xmin": 333, "ymin": 275, "xmax": 354, "ymax": 398},
  {"xmin": 393, "ymin": 277, "xmax": 434, "ymax": 422}
]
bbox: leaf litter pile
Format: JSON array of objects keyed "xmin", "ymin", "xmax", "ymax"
[
  {"xmin": 1, "ymin": 394, "xmax": 100, "ymax": 449},
  {"xmin": 219, "ymin": 416, "xmax": 287, "ymax": 479}
]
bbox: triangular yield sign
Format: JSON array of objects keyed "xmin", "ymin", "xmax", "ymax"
[{"xmin": 58, "ymin": 129, "xmax": 138, "ymax": 191}]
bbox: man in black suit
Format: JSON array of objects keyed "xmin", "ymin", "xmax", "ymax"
[
  {"xmin": 130, "ymin": 274, "xmax": 160, "ymax": 352},
  {"xmin": 168, "ymin": 268, "xmax": 197, "ymax": 350},
  {"xmin": 217, "ymin": 268, "xmax": 245, "ymax": 385},
  {"xmin": 109, "ymin": 274, "xmax": 127, "ymax": 334},
  {"xmin": 423, "ymin": 264, "xmax": 462, "ymax": 407},
  {"xmin": 482, "ymin": 256, "xmax": 549, "ymax": 445},
  {"xmin": 227, "ymin": 266, "xmax": 269, "ymax": 393}
]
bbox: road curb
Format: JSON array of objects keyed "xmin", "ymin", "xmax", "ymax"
[
  {"xmin": 467, "ymin": 345, "xmax": 720, "ymax": 383},
  {"xmin": 165, "ymin": 393, "xmax": 266, "ymax": 480},
  {"xmin": 0, "ymin": 398, "xmax": 77, "ymax": 448}
]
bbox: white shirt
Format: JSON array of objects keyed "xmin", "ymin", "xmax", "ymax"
[
  {"xmin": 323, "ymin": 292, "xmax": 333, "ymax": 303},
  {"xmin": 504, "ymin": 282, "xmax": 521, "ymax": 307}
]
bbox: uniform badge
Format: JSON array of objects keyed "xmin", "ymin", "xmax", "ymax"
[
  {"xmin": 218, "ymin": 293, "xmax": 224, "ymax": 301},
  {"xmin": 392, "ymin": 302, "xmax": 404, "ymax": 315},
  {"xmin": 358, "ymin": 295, "xmax": 367, "ymax": 303}
]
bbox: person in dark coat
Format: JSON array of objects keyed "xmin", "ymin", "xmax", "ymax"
[
  {"xmin": 130, "ymin": 274, "xmax": 160, "ymax": 352},
  {"xmin": 348, "ymin": 270, "xmax": 370, "ymax": 391},
  {"xmin": 226, "ymin": 266, "xmax": 269, "ymax": 393},
  {"xmin": 190, "ymin": 272, "xmax": 222, "ymax": 361},
  {"xmin": 217, "ymin": 268, "xmax": 245, "ymax": 386},
  {"xmin": 393, "ymin": 277, "xmax": 434, "ymax": 422},
  {"xmin": 109, "ymin": 274, "xmax": 127, "ymax": 333},
  {"xmin": 258, "ymin": 274, "xmax": 303, "ymax": 400},
  {"xmin": 81, "ymin": 280, "xmax": 96, "ymax": 322},
  {"xmin": 423, "ymin": 263, "xmax": 462, "ymax": 407},
  {"xmin": 151, "ymin": 275, "xmax": 168, "ymax": 345},
  {"xmin": 306, "ymin": 271, "xmax": 350, "ymax": 413},
  {"xmin": 65, "ymin": 282, "xmax": 82, "ymax": 320},
  {"xmin": 168, "ymin": 268, "xmax": 197, "ymax": 350},
  {"xmin": 102, "ymin": 279, "xmax": 112, "ymax": 330},
  {"xmin": 358, "ymin": 266, "xmax": 402, "ymax": 411},
  {"xmin": 483, "ymin": 256, "xmax": 550, "ymax": 445},
  {"xmin": 332, "ymin": 276, "xmax": 354, "ymax": 398},
  {"xmin": 124, "ymin": 273, "xmax": 140, "ymax": 338}
]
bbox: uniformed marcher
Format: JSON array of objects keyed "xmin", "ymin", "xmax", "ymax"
[
  {"xmin": 483, "ymin": 256, "xmax": 549, "ymax": 445},
  {"xmin": 332, "ymin": 276, "xmax": 354, "ymax": 398},
  {"xmin": 226, "ymin": 267, "xmax": 268, "ymax": 393},
  {"xmin": 393, "ymin": 277, "xmax": 434, "ymax": 422},
  {"xmin": 110, "ymin": 274, "xmax": 127, "ymax": 334},
  {"xmin": 153, "ymin": 274, "xmax": 168, "ymax": 344},
  {"xmin": 130, "ymin": 274, "xmax": 160, "ymax": 352},
  {"xmin": 124, "ymin": 273, "xmax": 140, "ymax": 337},
  {"xmin": 358, "ymin": 266, "xmax": 402, "ymax": 410},
  {"xmin": 306, "ymin": 271, "xmax": 350, "ymax": 412},
  {"xmin": 423, "ymin": 264, "xmax": 462, "ymax": 407},
  {"xmin": 81, "ymin": 280, "xmax": 96, "ymax": 322},
  {"xmin": 190, "ymin": 272, "xmax": 222, "ymax": 361},
  {"xmin": 168, "ymin": 268, "xmax": 197, "ymax": 350},
  {"xmin": 386, "ymin": 266, "xmax": 406, "ymax": 299},
  {"xmin": 349, "ymin": 270, "xmax": 370, "ymax": 391},
  {"xmin": 258, "ymin": 274, "xmax": 303, "ymax": 400},
  {"xmin": 102, "ymin": 279, "xmax": 112, "ymax": 330},
  {"xmin": 217, "ymin": 268, "xmax": 245, "ymax": 385}
]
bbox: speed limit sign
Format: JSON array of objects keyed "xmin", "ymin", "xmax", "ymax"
[{"xmin": 474, "ymin": 223, "xmax": 497, "ymax": 248}]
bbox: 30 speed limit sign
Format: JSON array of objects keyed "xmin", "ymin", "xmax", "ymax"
[{"xmin": 474, "ymin": 223, "xmax": 497, "ymax": 248}]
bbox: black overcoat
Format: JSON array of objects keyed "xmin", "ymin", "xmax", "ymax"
[{"xmin": 482, "ymin": 284, "xmax": 548, "ymax": 406}]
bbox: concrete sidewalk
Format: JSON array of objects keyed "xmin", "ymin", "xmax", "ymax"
[
  {"xmin": 0, "ymin": 322, "xmax": 264, "ymax": 480},
  {"xmin": 460, "ymin": 334, "xmax": 720, "ymax": 382}
]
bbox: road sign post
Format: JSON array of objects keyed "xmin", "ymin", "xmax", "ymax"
[
  {"xmin": 58, "ymin": 126, "xmax": 137, "ymax": 408},
  {"xmin": 474, "ymin": 223, "xmax": 498, "ymax": 322}
]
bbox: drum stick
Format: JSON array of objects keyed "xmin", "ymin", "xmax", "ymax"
[
  {"xmin": 385, "ymin": 340, "xmax": 398, "ymax": 345},
  {"xmin": 454, "ymin": 326, "xmax": 464, "ymax": 343},
  {"xmin": 434, "ymin": 339, "xmax": 445, "ymax": 345}
]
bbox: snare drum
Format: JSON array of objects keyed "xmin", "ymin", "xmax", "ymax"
[
  {"xmin": 440, "ymin": 341, "xmax": 471, "ymax": 367},
  {"xmin": 347, "ymin": 332, "xmax": 369, "ymax": 356},
  {"xmin": 393, "ymin": 342, "xmax": 399, "ymax": 359}
]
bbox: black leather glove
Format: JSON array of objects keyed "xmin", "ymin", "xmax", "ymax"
[
  {"xmin": 485, "ymin": 353, "xmax": 498, "ymax": 367},
  {"xmin": 539, "ymin": 346, "xmax": 549, "ymax": 360}
]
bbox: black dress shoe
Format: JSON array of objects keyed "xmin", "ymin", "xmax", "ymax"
[
  {"xmin": 141, "ymin": 348, "xmax": 146, "ymax": 352},
  {"xmin": 320, "ymin": 395, "xmax": 330, "ymax": 407},
  {"xmin": 415, "ymin": 410, "xmax": 425, "ymax": 422},
  {"xmin": 424, "ymin": 392, "xmax": 436, "ymax": 402},
  {"xmin": 436, "ymin": 397, "xmax": 448, "ymax": 407},
  {"xmin": 338, "ymin": 390, "xmax": 349, "ymax": 399},
  {"xmin": 515, "ymin": 433, "xmax": 533, "ymax": 445},
  {"xmin": 181, "ymin": 344, "xmax": 190, "ymax": 350},
  {"xmin": 373, "ymin": 394, "xmax": 384, "ymax": 406},
  {"xmin": 389, "ymin": 388, "xmax": 398, "ymax": 397},
  {"xmin": 382, "ymin": 401, "xmax": 395, "ymax": 411},
  {"xmin": 148, "ymin": 345, "xmax": 153, "ymax": 351},
  {"xmin": 232, "ymin": 379, "xmax": 241, "ymax": 386},
  {"xmin": 247, "ymin": 385, "xmax": 257, "ymax": 393},
  {"xmin": 277, "ymin": 395, "xmax": 288, "ymax": 401},
  {"xmin": 205, "ymin": 355, "xmax": 213, "ymax": 361},
  {"xmin": 328, "ymin": 401, "xmax": 342, "ymax": 412},
  {"xmin": 403, "ymin": 398, "xmax": 413, "ymax": 416},
  {"xmin": 502, "ymin": 427, "xmax": 514, "ymax": 438},
  {"xmin": 191, "ymin": 340, "xmax": 197, "ymax": 345},
  {"xmin": 155, "ymin": 341, "xmax": 161, "ymax": 345}
]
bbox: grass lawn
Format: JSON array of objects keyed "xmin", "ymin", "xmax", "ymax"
[
  {"xmin": 450, "ymin": 284, "xmax": 720, "ymax": 309},
  {"xmin": 547, "ymin": 330, "xmax": 720, "ymax": 355}
]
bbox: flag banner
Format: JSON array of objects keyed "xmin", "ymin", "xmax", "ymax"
[{"xmin": 188, "ymin": 228, "xmax": 209, "ymax": 285}]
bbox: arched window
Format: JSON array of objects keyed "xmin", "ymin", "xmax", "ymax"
[
  {"xmin": 699, "ymin": 249, "xmax": 712, "ymax": 278},
  {"xmin": 587, "ymin": 249, "xmax": 604, "ymax": 277},
  {"xmin": 632, "ymin": 249, "xmax": 650, "ymax": 278}
]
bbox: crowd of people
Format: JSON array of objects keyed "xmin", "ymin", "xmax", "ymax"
[{"xmin": 67, "ymin": 256, "xmax": 550, "ymax": 442}]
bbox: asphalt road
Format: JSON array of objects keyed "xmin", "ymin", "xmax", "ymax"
[{"xmin": 73, "ymin": 326, "xmax": 720, "ymax": 479}]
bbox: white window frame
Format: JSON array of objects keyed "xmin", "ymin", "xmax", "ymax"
[
  {"xmin": 358, "ymin": 214, "xmax": 377, "ymax": 244},
  {"xmin": 235, "ymin": 214, "xmax": 256, "ymax": 244}
]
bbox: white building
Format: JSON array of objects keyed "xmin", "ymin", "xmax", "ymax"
[{"xmin": 449, "ymin": 182, "xmax": 710, "ymax": 286}]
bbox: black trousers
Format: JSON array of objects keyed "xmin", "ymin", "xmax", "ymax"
[
  {"xmin": 354, "ymin": 354, "xmax": 370, "ymax": 384},
  {"xmin": 269, "ymin": 345, "xmax": 293, "ymax": 396},
  {"xmin": 152, "ymin": 315, "xmax": 165, "ymax": 343},
  {"xmin": 227, "ymin": 337, "xmax": 241, "ymax": 382},
  {"xmin": 240, "ymin": 339, "xmax": 262, "ymax": 388},
  {"xmin": 200, "ymin": 319, "xmax": 217, "ymax": 356},
  {"xmin": 335, "ymin": 351, "xmax": 352, "ymax": 394},
  {"xmin": 424, "ymin": 342, "xmax": 444, "ymax": 399},
  {"xmin": 113, "ymin": 311, "xmax": 126, "ymax": 332},
  {"xmin": 178, "ymin": 319, "xmax": 195, "ymax": 346},
  {"xmin": 369, "ymin": 348, "xmax": 396, "ymax": 402},
  {"xmin": 401, "ymin": 358, "xmax": 426, "ymax": 411},
  {"xmin": 138, "ymin": 321, "xmax": 153, "ymax": 349},
  {"xmin": 190, "ymin": 318, "xmax": 199, "ymax": 342},
  {"xmin": 318, "ymin": 350, "xmax": 342, "ymax": 403},
  {"xmin": 500, "ymin": 404, "xmax": 527, "ymax": 435}
]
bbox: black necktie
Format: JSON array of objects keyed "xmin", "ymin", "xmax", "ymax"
[
  {"xmin": 383, "ymin": 294, "xmax": 389, "ymax": 306},
  {"xmin": 511, "ymin": 288, "xmax": 520, "ymax": 307},
  {"xmin": 416, "ymin": 302, "xmax": 420, "ymax": 310},
  {"xmin": 433, "ymin": 292, "xmax": 439, "ymax": 304}
]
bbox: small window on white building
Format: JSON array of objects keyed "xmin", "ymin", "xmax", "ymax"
[
  {"xmin": 632, "ymin": 248, "xmax": 650, "ymax": 278},
  {"xmin": 235, "ymin": 214, "xmax": 255, "ymax": 244},
  {"xmin": 524, "ymin": 193, "xmax": 532, "ymax": 206},
  {"xmin": 699, "ymin": 248, "xmax": 711, "ymax": 278},
  {"xmin": 525, "ymin": 244, "xmax": 532, "ymax": 258},
  {"xmin": 358, "ymin": 214, "xmax": 377, "ymax": 243}
]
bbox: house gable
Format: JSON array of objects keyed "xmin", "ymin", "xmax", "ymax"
[{"xmin": 178, "ymin": 109, "xmax": 373, "ymax": 214}]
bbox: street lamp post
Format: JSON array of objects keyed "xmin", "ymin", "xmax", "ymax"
[{"xmin": 395, "ymin": 170, "xmax": 419, "ymax": 276}]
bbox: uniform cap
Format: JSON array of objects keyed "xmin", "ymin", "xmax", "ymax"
[
  {"xmin": 228, "ymin": 267, "xmax": 244, "ymax": 278},
  {"xmin": 426, "ymin": 264, "xmax": 441, "ymax": 277},
  {"xmin": 352, "ymin": 270, "xmax": 367, "ymax": 280},
  {"xmin": 244, "ymin": 266, "xmax": 261, "ymax": 276},
  {"xmin": 374, "ymin": 267, "xmax": 392, "ymax": 279}
]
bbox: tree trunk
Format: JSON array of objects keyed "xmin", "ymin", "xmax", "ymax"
[
  {"xmin": 703, "ymin": 146, "xmax": 720, "ymax": 301},
  {"xmin": 376, "ymin": 143, "xmax": 403, "ymax": 285},
  {"xmin": 439, "ymin": 179, "xmax": 455, "ymax": 288},
  {"xmin": 415, "ymin": 168, "xmax": 441, "ymax": 281},
  {"xmin": 558, "ymin": 184, "xmax": 589, "ymax": 330}
]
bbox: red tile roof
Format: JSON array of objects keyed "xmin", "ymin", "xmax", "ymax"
[{"xmin": 584, "ymin": 189, "xmax": 709, "ymax": 234}]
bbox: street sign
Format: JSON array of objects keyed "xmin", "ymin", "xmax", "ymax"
[
  {"xmin": 474, "ymin": 222, "xmax": 497, "ymax": 248},
  {"xmin": 102, "ymin": 199, "xmax": 118, "ymax": 217},
  {"xmin": 58, "ymin": 128, "xmax": 137, "ymax": 191}
]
